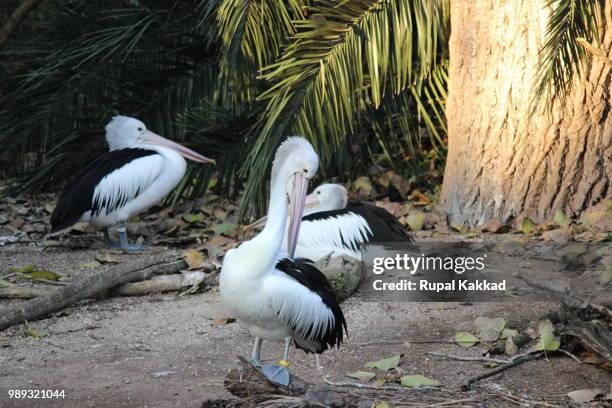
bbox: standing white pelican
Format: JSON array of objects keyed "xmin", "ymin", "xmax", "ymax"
[
  {"xmin": 249, "ymin": 183, "xmax": 414, "ymax": 261},
  {"xmin": 49, "ymin": 116, "xmax": 214, "ymax": 251},
  {"xmin": 220, "ymin": 137, "xmax": 346, "ymax": 386}
]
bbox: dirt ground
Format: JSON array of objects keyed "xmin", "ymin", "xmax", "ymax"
[{"xmin": 0, "ymin": 241, "xmax": 610, "ymax": 408}]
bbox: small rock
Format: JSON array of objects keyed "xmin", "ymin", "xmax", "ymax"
[
  {"xmin": 561, "ymin": 242, "xmax": 588, "ymax": 265},
  {"xmin": 580, "ymin": 209, "xmax": 612, "ymax": 232},
  {"xmin": 480, "ymin": 219, "xmax": 511, "ymax": 233},
  {"xmin": 152, "ymin": 371, "xmax": 175, "ymax": 378},
  {"xmin": 542, "ymin": 229, "xmax": 572, "ymax": 243},
  {"xmin": 495, "ymin": 237, "xmax": 527, "ymax": 256},
  {"xmin": 9, "ymin": 218, "xmax": 24, "ymax": 230},
  {"xmin": 0, "ymin": 336, "xmax": 10, "ymax": 348},
  {"xmin": 0, "ymin": 227, "xmax": 14, "ymax": 236},
  {"xmin": 22, "ymin": 224, "xmax": 35, "ymax": 234},
  {"xmin": 0, "ymin": 215, "xmax": 8, "ymax": 224},
  {"xmin": 33, "ymin": 224, "xmax": 48, "ymax": 234}
]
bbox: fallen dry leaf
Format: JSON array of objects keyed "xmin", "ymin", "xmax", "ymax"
[
  {"xmin": 409, "ymin": 191, "xmax": 431, "ymax": 206},
  {"xmin": 95, "ymin": 253, "xmax": 119, "ymax": 265},
  {"xmin": 567, "ymin": 389, "xmax": 602, "ymax": 403},
  {"xmin": 353, "ymin": 176, "xmax": 374, "ymax": 197},
  {"xmin": 212, "ymin": 317, "xmax": 236, "ymax": 326},
  {"xmin": 182, "ymin": 249, "xmax": 205, "ymax": 269}
]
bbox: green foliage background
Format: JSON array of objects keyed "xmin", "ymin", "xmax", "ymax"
[{"xmin": 0, "ymin": 0, "xmax": 604, "ymax": 217}]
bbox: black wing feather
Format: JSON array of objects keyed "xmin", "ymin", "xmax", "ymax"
[
  {"xmin": 50, "ymin": 148, "xmax": 158, "ymax": 232},
  {"xmin": 275, "ymin": 258, "xmax": 347, "ymax": 354},
  {"xmin": 302, "ymin": 201, "xmax": 414, "ymax": 244}
]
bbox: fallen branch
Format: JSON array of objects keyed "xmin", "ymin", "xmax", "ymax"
[
  {"xmin": 461, "ymin": 351, "xmax": 544, "ymax": 390},
  {"xmin": 223, "ymin": 357, "xmax": 376, "ymax": 407},
  {"xmin": 0, "ymin": 274, "xmax": 191, "ymax": 299},
  {"xmin": 0, "ymin": 286, "xmax": 47, "ymax": 299},
  {"xmin": 110, "ymin": 272, "xmax": 215, "ymax": 297},
  {"xmin": 562, "ymin": 321, "xmax": 612, "ymax": 363},
  {"xmin": 0, "ymin": 254, "xmax": 187, "ymax": 332},
  {"xmin": 359, "ymin": 339, "xmax": 454, "ymax": 347},
  {"xmin": 514, "ymin": 273, "xmax": 612, "ymax": 318},
  {"xmin": 110, "ymin": 274, "xmax": 183, "ymax": 296}
]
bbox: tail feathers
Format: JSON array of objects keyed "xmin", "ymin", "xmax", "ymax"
[{"xmin": 49, "ymin": 197, "xmax": 85, "ymax": 234}]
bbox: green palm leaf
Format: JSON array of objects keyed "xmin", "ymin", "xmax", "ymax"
[
  {"xmin": 240, "ymin": 0, "xmax": 449, "ymax": 215},
  {"xmin": 216, "ymin": 0, "xmax": 309, "ymax": 103},
  {"xmin": 532, "ymin": 0, "xmax": 606, "ymax": 111}
]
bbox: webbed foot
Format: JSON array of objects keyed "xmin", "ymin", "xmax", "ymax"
[{"xmin": 260, "ymin": 360, "xmax": 290, "ymax": 386}]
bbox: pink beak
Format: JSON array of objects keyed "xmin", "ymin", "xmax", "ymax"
[
  {"xmin": 141, "ymin": 130, "xmax": 215, "ymax": 164},
  {"xmin": 286, "ymin": 173, "xmax": 310, "ymax": 258},
  {"xmin": 303, "ymin": 193, "xmax": 320, "ymax": 209},
  {"xmin": 245, "ymin": 192, "xmax": 319, "ymax": 231}
]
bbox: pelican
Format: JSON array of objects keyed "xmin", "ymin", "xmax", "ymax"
[
  {"xmin": 220, "ymin": 137, "xmax": 346, "ymax": 386},
  {"xmin": 249, "ymin": 183, "xmax": 414, "ymax": 261},
  {"xmin": 49, "ymin": 116, "xmax": 214, "ymax": 251}
]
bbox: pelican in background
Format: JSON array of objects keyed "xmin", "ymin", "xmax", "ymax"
[
  {"xmin": 248, "ymin": 183, "xmax": 414, "ymax": 261},
  {"xmin": 49, "ymin": 116, "xmax": 214, "ymax": 251},
  {"xmin": 220, "ymin": 137, "xmax": 346, "ymax": 386}
]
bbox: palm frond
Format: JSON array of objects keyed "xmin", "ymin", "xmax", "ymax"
[
  {"xmin": 532, "ymin": 0, "xmax": 606, "ymax": 111},
  {"xmin": 0, "ymin": 0, "xmax": 221, "ymax": 195},
  {"xmin": 216, "ymin": 0, "xmax": 310, "ymax": 103},
  {"xmin": 240, "ymin": 0, "xmax": 449, "ymax": 216}
]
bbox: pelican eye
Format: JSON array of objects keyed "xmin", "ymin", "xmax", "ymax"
[
  {"xmin": 137, "ymin": 127, "xmax": 143, "ymax": 131},
  {"xmin": 303, "ymin": 168, "xmax": 308, "ymax": 174},
  {"xmin": 317, "ymin": 191, "xmax": 321, "ymax": 195}
]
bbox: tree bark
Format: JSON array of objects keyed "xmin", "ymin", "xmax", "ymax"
[
  {"xmin": 0, "ymin": 0, "xmax": 47, "ymax": 50},
  {"xmin": 441, "ymin": 0, "xmax": 611, "ymax": 227}
]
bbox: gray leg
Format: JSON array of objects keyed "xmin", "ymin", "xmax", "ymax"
[
  {"xmin": 315, "ymin": 354, "xmax": 322, "ymax": 371},
  {"xmin": 261, "ymin": 337, "xmax": 291, "ymax": 386},
  {"xmin": 117, "ymin": 224, "xmax": 146, "ymax": 252},
  {"xmin": 103, "ymin": 228, "xmax": 117, "ymax": 247},
  {"xmin": 282, "ymin": 336, "xmax": 291, "ymax": 361},
  {"xmin": 249, "ymin": 337, "xmax": 263, "ymax": 366}
]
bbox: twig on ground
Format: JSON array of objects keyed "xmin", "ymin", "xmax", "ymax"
[
  {"xmin": 427, "ymin": 352, "xmax": 510, "ymax": 364},
  {"xmin": 557, "ymin": 349, "xmax": 581, "ymax": 364},
  {"xmin": 51, "ymin": 325, "xmax": 101, "ymax": 335},
  {"xmin": 461, "ymin": 351, "xmax": 544, "ymax": 390},
  {"xmin": 496, "ymin": 392, "xmax": 563, "ymax": 408},
  {"xmin": 16, "ymin": 274, "xmax": 69, "ymax": 286},
  {"xmin": 323, "ymin": 378, "xmax": 438, "ymax": 392},
  {"xmin": 420, "ymin": 399, "xmax": 480, "ymax": 407},
  {"xmin": 358, "ymin": 339, "xmax": 453, "ymax": 347}
]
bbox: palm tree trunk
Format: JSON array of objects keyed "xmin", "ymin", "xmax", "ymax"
[{"xmin": 441, "ymin": 0, "xmax": 611, "ymax": 227}]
